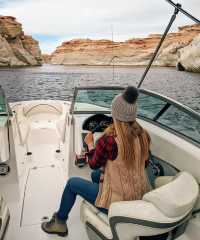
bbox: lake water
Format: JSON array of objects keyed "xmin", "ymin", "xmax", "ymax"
[{"xmin": 0, "ymin": 64, "xmax": 199, "ymax": 113}]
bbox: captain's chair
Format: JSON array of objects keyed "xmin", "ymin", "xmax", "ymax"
[{"xmin": 80, "ymin": 171, "xmax": 199, "ymax": 240}]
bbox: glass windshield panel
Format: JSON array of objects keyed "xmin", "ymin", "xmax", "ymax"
[
  {"xmin": 137, "ymin": 93, "xmax": 166, "ymax": 119},
  {"xmin": 74, "ymin": 89, "xmax": 122, "ymax": 112},
  {"xmin": 157, "ymin": 106, "xmax": 200, "ymax": 144}
]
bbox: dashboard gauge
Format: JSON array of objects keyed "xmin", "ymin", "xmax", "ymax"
[
  {"xmin": 88, "ymin": 121, "xmax": 98, "ymax": 131},
  {"xmin": 100, "ymin": 120, "xmax": 110, "ymax": 128},
  {"xmin": 82, "ymin": 114, "xmax": 113, "ymax": 132}
]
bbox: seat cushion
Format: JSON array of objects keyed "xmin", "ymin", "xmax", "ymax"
[
  {"xmin": 143, "ymin": 172, "xmax": 199, "ymax": 218},
  {"xmin": 155, "ymin": 176, "xmax": 175, "ymax": 188},
  {"xmin": 80, "ymin": 200, "xmax": 112, "ymax": 239}
]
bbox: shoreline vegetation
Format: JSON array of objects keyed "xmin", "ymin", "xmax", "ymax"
[{"xmin": 0, "ymin": 15, "xmax": 200, "ymax": 73}]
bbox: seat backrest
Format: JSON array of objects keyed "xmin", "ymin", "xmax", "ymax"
[
  {"xmin": 143, "ymin": 171, "xmax": 199, "ymax": 218},
  {"xmin": 23, "ymin": 101, "xmax": 63, "ymax": 117}
]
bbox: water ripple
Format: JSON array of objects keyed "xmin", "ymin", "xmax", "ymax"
[{"xmin": 0, "ymin": 64, "xmax": 199, "ymax": 113}]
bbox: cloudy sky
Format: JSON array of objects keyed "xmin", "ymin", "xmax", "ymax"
[{"xmin": 1, "ymin": 0, "xmax": 199, "ymax": 53}]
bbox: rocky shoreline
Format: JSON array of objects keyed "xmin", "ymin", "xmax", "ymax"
[
  {"xmin": 0, "ymin": 16, "xmax": 42, "ymax": 67},
  {"xmin": 49, "ymin": 24, "xmax": 200, "ymax": 73}
]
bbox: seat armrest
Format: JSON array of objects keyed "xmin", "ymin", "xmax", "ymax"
[
  {"xmin": 80, "ymin": 200, "xmax": 113, "ymax": 239},
  {"xmin": 109, "ymin": 200, "xmax": 184, "ymax": 224},
  {"xmin": 155, "ymin": 176, "xmax": 175, "ymax": 188},
  {"xmin": 108, "ymin": 201, "xmax": 188, "ymax": 240}
]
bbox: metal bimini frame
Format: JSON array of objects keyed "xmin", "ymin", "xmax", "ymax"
[{"xmin": 137, "ymin": 0, "xmax": 200, "ymax": 88}]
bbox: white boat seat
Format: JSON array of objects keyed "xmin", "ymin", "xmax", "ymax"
[
  {"xmin": 143, "ymin": 172, "xmax": 199, "ymax": 218},
  {"xmin": 154, "ymin": 176, "xmax": 175, "ymax": 188},
  {"xmin": 80, "ymin": 201, "xmax": 112, "ymax": 239},
  {"xmin": 80, "ymin": 171, "xmax": 199, "ymax": 240},
  {"xmin": 23, "ymin": 101, "xmax": 63, "ymax": 117},
  {"xmin": 13, "ymin": 101, "xmax": 68, "ymax": 145}
]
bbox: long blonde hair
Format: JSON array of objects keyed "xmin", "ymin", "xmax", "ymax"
[{"xmin": 104, "ymin": 120, "xmax": 151, "ymax": 168}]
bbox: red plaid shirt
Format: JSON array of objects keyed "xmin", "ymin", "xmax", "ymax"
[{"xmin": 87, "ymin": 135, "xmax": 118, "ymax": 169}]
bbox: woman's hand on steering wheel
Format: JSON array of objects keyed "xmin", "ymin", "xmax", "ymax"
[{"xmin": 84, "ymin": 132, "xmax": 94, "ymax": 151}]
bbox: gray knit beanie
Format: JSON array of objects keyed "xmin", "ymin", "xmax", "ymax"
[{"xmin": 111, "ymin": 86, "xmax": 139, "ymax": 122}]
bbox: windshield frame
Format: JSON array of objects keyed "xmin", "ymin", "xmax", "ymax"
[{"xmin": 70, "ymin": 86, "xmax": 200, "ymax": 147}]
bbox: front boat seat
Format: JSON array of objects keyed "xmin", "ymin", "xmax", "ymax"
[{"xmin": 80, "ymin": 171, "xmax": 199, "ymax": 240}]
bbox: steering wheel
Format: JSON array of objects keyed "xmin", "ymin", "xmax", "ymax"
[{"xmin": 82, "ymin": 114, "xmax": 113, "ymax": 133}]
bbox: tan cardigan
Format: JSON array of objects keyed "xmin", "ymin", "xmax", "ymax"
[{"xmin": 95, "ymin": 135, "xmax": 151, "ymax": 209}]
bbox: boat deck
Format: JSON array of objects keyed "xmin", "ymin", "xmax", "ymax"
[{"xmin": 2, "ymin": 110, "xmax": 90, "ymax": 240}]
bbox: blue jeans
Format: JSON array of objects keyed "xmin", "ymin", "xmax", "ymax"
[
  {"xmin": 57, "ymin": 169, "xmax": 107, "ymax": 221},
  {"xmin": 91, "ymin": 168, "xmax": 101, "ymax": 183}
]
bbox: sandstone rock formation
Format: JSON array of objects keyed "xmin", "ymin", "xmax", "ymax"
[
  {"xmin": 155, "ymin": 24, "xmax": 200, "ymax": 69},
  {"xmin": 0, "ymin": 16, "xmax": 42, "ymax": 67},
  {"xmin": 51, "ymin": 24, "xmax": 200, "ymax": 72},
  {"xmin": 42, "ymin": 54, "xmax": 52, "ymax": 64},
  {"xmin": 178, "ymin": 34, "xmax": 200, "ymax": 73}
]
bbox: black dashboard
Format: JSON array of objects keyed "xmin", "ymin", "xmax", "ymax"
[{"xmin": 82, "ymin": 114, "xmax": 113, "ymax": 133}]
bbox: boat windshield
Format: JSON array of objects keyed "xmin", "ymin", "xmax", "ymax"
[
  {"xmin": 71, "ymin": 87, "xmax": 200, "ymax": 146},
  {"xmin": 71, "ymin": 87, "xmax": 123, "ymax": 113}
]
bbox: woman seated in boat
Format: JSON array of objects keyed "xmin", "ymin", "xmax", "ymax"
[{"xmin": 41, "ymin": 86, "xmax": 151, "ymax": 237}]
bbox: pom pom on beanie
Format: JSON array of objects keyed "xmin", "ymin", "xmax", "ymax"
[
  {"xmin": 122, "ymin": 86, "xmax": 139, "ymax": 104},
  {"xmin": 111, "ymin": 86, "xmax": 139, "ymax": 122}
]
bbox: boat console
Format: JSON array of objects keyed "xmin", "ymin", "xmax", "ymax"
[{"xmin": 82, "ymin": 114, "xmax": 113, "ymax": 133}]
